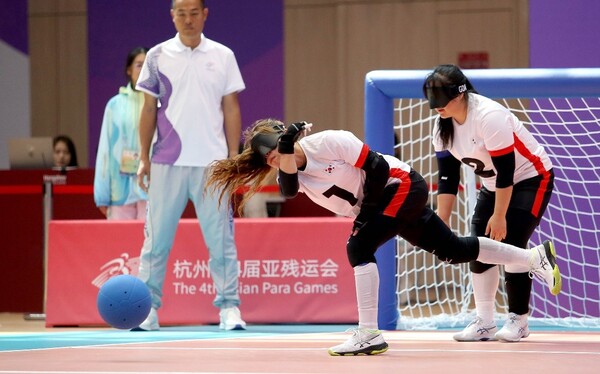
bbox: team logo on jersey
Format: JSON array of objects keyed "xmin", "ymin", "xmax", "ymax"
[{"xmin": 324, "ymin": 164, "xmax": 335, "ymax": 174}]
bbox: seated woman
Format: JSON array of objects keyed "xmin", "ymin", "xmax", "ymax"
[{"xmin": 52, "ymin": 135, "xmax": 78, "ymax": 170}]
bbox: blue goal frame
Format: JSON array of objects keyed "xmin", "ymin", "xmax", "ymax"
[{"xmin": 364, "ymin": 67, "xmax": 600, "ymax": 330}]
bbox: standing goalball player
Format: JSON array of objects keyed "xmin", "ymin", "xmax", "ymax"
[{"xmin": 424, "ymin": 64, "xmax": 556, "ymax": 342}]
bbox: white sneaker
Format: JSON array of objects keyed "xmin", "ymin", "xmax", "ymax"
[
  {"xmin": 529, "ymin": 240, "xmax": 562, "ymax": 296},
  {"xmin": 219, "ymin": 307, "xmax": 246, "ymax": 330},
  {"xmin": 453, "ymin": 317, "xmax": 498, "ymax": 342},
  {"xmin": 131, "ymin": 307, "xmax": 159, "ymax": 331},
  {"xmin": 495, "ymin": 313, "xmax": 530, "ymax": 342},
  {"xmin": 328, "ymin": 328, "xmax": 389, "ymax": 356}
]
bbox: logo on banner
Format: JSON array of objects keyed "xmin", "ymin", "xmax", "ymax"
[{"xmin": 91, "ymin": 253, "xmax": 140, "ymax": 289}]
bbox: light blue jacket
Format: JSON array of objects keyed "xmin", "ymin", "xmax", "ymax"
[{"xmin": 94, "ymin": 84, "xmax": 147, "ymax": 207}]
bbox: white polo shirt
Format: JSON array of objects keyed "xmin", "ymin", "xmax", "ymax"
[{"xmin": 137, "ymin": 33, "xmax": 245, "ymax": 166}]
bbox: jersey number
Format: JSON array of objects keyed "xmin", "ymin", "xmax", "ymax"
[
  {"xmin": 462, "ymin": 157, "xmax": 496, "ymax": 178},
  {"xmin": 323, "ymin": 185, "xmax": 358, "ymax": 206}
]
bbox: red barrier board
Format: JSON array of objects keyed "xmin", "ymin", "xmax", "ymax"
[{"xmin": 45, "ymin": 217, "xmax": 358, "ymax": 327}]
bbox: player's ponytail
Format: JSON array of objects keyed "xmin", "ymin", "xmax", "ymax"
[
  {"xmin": 437, "ymin": 116, "xmax": 454, "ymax": 150},
  {"xmin": 206, "ymin": 119, "xmax": 281, "ymax": 216}
]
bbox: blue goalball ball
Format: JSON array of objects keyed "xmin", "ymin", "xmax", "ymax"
[{"xmin": 97, "ymin": 274, "xmax": 152, "ymax": 330}]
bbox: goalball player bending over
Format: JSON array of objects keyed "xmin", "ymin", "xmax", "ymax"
[{"xmin": 206, "ymin": 119, "xmax": 562, "ymax": 356}]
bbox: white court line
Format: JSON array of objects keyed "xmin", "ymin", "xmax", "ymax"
[{"xmin": 75, "ymin": 345, "xmax": 600, "ymax": 356}]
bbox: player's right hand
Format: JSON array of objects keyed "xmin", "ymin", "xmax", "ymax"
[{"xmin": 278, "ymin": 121, "xmax": 312, "ymax": 154}]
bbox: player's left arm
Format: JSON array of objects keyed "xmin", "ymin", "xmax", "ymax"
[
  {"xmin": 482, "ymin": 110, "xmax": 516, "ymax": 241},
  {"xmin": 488, "ymin": 146, "xmax": 515, "ymax": 241}
]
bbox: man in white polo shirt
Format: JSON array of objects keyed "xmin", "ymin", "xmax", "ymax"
[{"xmin": 133, "ymin": 0, "xmax": 246, "ymax": 331}]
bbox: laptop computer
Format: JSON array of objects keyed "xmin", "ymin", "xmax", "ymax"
[{"xmin": 8, "ymin": 137, "xmax": 54, "ymax": 169}]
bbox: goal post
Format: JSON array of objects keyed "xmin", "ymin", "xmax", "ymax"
[{"xmin": 365, "ymin": 68, "xmax": 600, "ymax": 330}]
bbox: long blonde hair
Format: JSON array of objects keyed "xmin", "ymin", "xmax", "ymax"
[{"xmin": 206, "ymin": 118, "xmax": 285, "ymax": 215}]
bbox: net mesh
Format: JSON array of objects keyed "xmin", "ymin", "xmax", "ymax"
[{"xmin": 393, "ymin": 97, "xmax": 600, "ymax": 329}]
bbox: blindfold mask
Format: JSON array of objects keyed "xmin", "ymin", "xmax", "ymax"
[
  {"xmin": 250, "ymin": 124, "xmax": 286, "ymax": 159},
  {"xmin": 423, "ymin": 82, "xmax": 467, "ymax": 109}
]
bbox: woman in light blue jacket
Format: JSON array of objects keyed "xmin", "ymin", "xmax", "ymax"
[{"xmin": 94, "ymin": 47, "xmax": 148, "ymax": 220}]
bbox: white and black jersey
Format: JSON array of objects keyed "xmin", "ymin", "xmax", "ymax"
[
  {"xmin": 296, "ymin": 130, "xmax": 411, "ymax": 218},
  {"xmin": 433, "ymin": 93, "xmax": 553, "ymax": 192}
]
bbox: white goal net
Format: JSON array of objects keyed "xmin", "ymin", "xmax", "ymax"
[{"xmin": 364, "ymin": 68, "xmax": 600, "ymax": 329}]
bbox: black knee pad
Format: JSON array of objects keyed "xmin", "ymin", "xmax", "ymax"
[
  {"xmin": 469, "ymin": 260, "xmax": 496, "ymax": 274},
  {"xmin": 346, "ymin": 235, "xmax": 377, "ymax": 267}
]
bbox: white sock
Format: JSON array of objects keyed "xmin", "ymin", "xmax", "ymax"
[
  {"xmin": 473, "ymin": 269, "xmax": 499, "ymax": 323},
  {"xmin": 354, "ymin": 262, "xmax": 379, "ymax": 330},
  {"xmin": 476, "ymin": 237, "xmax": 530, "ymax": 266},
  {"xmin": 505, "ymin": 246, "xmax": 532, "ymax": 273}
]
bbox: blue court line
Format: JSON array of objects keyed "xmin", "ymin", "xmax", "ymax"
[
  {"xmin": 0, "ymin": 324, "xmax": 355, "ymax": 352},
  {"xmin": 3, "ymin": 324, "xmax": 595, "ymax": 352}
]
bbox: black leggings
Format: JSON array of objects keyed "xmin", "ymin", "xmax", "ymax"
[
  {"xmin": 347, "ymin": 170, "xmax": 479, "ymax": 267},
  {"xmin": 469, "ymin": 170, "xmax": 554, "ymax": 315},
  {"xmin": 469, "ymin": 170, "xmax": 555, "ymax": 272}
]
